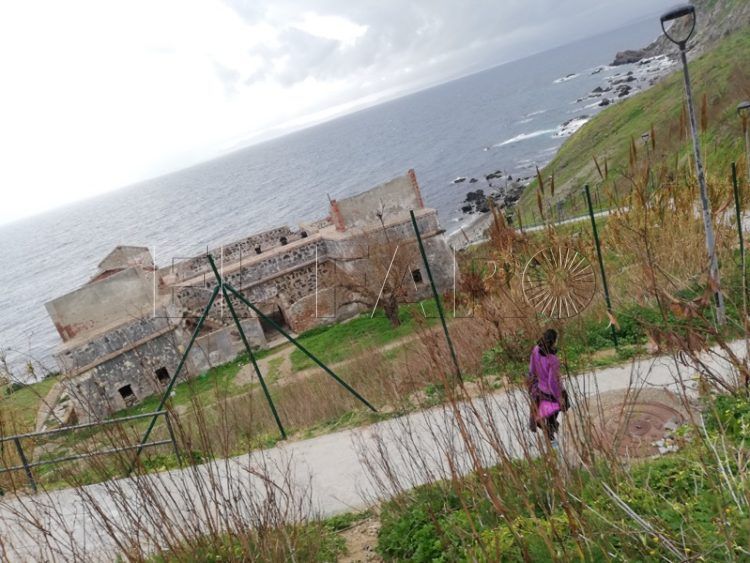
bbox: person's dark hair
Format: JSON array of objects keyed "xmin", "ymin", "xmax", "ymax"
[{"xmin": 537, "ymin": 328, "xmax": 558, "ymax": 356}]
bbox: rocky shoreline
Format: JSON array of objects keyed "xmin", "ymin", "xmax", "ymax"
[{"xmin": 448, "ymin": 49, "xmax": 677, "ymax": 251}]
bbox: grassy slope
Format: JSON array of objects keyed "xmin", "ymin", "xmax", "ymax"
[
  {"xmin": 518, "ymin": 29, "xmax": 750, "ymax": 216},
  {"xmin": 0, "ymin": 376, "xmax": 59, "ymax": 433}
]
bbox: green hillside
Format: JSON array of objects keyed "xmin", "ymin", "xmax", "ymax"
[{"xmin": 517, "ymin": 29, "xmax": 750, "ymax": 220}]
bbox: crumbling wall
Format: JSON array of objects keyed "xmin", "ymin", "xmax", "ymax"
[
  {"xmin": 222, "ymin": 239, "xmax": 324, "ymax": 288},
  {"xmin": 188, "ymin": 318, "xmax": 266, "ymax": 373},
  {"xmin": 45, "ymin": 268, "xmax": 154, "ymax": 342},
  {"xmin": 66, "ymin": 329, "xmax": 188, "ymax": 421},
  {"xmin": 331, "ymin": 172, "xmax": 424, "ymax": 231},
  {"xmin": 166, "ymin": 226, "xmax": 303, "ymax": 282},
  {"xmin": 56, "ymin": 312, "xmax": 175, "ymax": 374},
  {"xmin": 98, "ymin": 246, "xmax": 154, "ymax": 272}
]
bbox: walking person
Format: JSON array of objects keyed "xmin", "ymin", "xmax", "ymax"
[{"xmin": 527, "ymin": 329, "xmax": 568, "ymax": 447}]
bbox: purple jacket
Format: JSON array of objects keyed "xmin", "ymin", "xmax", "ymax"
[{"xmin": 528, "ymin": 345, "xmax": 563, "ymax": 405}]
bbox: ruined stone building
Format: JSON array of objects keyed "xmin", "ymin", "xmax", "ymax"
[{"xmin": 45, "ymin": 170, "xmax": 454, "ymax": 423}]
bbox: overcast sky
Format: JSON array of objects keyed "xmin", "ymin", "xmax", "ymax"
[{"xmin": 0, "ymin": 0, "xmax": 672, "ymax": 225}]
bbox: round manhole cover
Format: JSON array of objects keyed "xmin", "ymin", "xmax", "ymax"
[{"xmin": 601, "ymin": 401, "xmax": 685, "ymax": 458}]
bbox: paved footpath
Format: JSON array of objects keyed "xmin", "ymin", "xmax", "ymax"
[{"xmin": 0, "ymin": 340, "xmax": 743, "ymax": 561}]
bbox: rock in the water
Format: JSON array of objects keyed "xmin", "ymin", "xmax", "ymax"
[
  {"xmin": 599, "ymin": 98, "xmax": 611, "ymax": 107},
  {"xmin": 461, "ymin": 189, "xmax": 491, "ymax": 215},
  {"xmin": 465, "ymin": 189, "xmax": 485, "ymax": 202},
  {"xmin": 612, "ymin": 75, "xmax": 636, "ymax": 85},
  {"xmin": 616, "ymin": 84, "xmax": 632, "ymax": 98},
  {"xmin": 592, "ymin": 86, "xmax": 604, "ymax": 94},
  {"xmin": 612, "ymin": 49, "xmax": 647, "ymax": 66},
  {"xmin": 469, "ymin": 178, "xmax": 478, "ymax": 183},
  {"xmin": 452, "ymin": 177, "xmax": 466, "ymax": 184}
]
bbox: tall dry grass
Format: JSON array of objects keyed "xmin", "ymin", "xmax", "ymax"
[{"xmin": 2, "ymin": 138, "xmax": 750, "ymax": 560}]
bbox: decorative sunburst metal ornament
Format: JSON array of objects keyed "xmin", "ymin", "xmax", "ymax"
[{"xmin": 522, "ymin": 247, "xmax": 596, "ymax": 319}]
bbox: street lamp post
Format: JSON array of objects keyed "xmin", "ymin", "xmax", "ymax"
[
  {"xmin": 661, "ymin": 4, "xmax": 726, "ymax": 325},
  {"xmin": 739, "ymin": 101, "xmax": 750, "ymax": 188}
]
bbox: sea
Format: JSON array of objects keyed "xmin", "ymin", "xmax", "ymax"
[{"xmin": 0, "ymin": 17, "xmax": 666, "ymax": 377}]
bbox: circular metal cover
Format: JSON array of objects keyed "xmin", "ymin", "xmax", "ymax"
[{"xmin": 602, "ymin": 401, "xmax": 685, "ymax": 458}]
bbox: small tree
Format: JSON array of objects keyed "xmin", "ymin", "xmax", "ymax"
[{"xmin": 335, "ymin": 232, "xmax": 423, "ymax": 328}]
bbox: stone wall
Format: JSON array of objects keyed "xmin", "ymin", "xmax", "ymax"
[
  {"xmin": 331, "ymin": 172, "xmax": 424, "ymax": 231},
  {"xmin": 189, "ymin": 318, "xmax": 266, "ymax": 374},
  {"xmin": 45, "ymin": 268, "xmax": 154, "ymax": 343},
  {"xmin": 222, "ymin": 238, "xmax": 323, "ymax": 289},
  {"xmin": 65, "ymin": 328, "xmax": 188, "ymax": 422},
  {"xmin": 165, "ymin": 226, "xmax": 312, "ymax": 282},
  {"xmin": 56, "ymin": 309, "xmax": 175, "ymax": 374}
]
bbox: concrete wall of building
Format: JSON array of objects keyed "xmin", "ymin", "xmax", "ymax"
[
  {"xmin": 55, "ymin": 312, "xmax": 174, "ymax": 374},
  {"xmin": 323, "ymin": 210, "xmax": 455, "ymax": 315},
  {"xmin": 332, "ymin": 173, "xmax": 423, "ymax": 231},
  {"xmin": 46, "ymin": 268, "xmax": 154, "ymax": 343},
  {"xmin": 65, "ymin": 329, "xmax": 188, "ymax": 421},
  {"xmin": 98, "ymin": 246, "xmax": 154, "ymax": 272},
  {"xmin": 284, "ymin": 287, "xmax": 340, "ymax": 333},
  {"xmin": 188, "ymin": 318, "xmax": 266, "ymax": 373}
]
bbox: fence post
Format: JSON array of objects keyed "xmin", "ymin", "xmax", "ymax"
[
  {"xmin": 410, "ymin": 210, "xmax": 463, "ymax": 382},
  {"xmin": 585, "ymin": 185, "xmax": 618, "ymax": 346},
  {"xmin": 132, "ymin": 284, "xmax": 220, "ymax": 473},
  {"xmin": 163, "ymin": 412, "xmax": 183, "ymax": 467},
  {"xmin": 13, "ymin": 438, "xmax": 36, "ymax": 492},
  {"xmin": 733, "ymin": 163, "xmax": 749, "ymax": 372},
  {"xmin": 225, "ymin": 282, "xmax": 377, "ymax": 412},
  {"xmin": 207, "ymin": 255, "xmax": 287, "ymax": 440},
  {"xmin": 733, "ymin": 162, "xmax": 746, "ymax": 287}
]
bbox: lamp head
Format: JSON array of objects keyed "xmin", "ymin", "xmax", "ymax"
[
  {"xmin": 739, "ymin": 101, "xmax": 750, "ymax": 134},
  {"xmin": 660, "ymin": 4, "xmax": 696, "ymax": 47}
]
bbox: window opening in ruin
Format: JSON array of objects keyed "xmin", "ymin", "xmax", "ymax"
[
  {"xmin": 255, "ymin": 245, "xmax": 262, "ymax": 254},
  {"xmin": 118, "ymin": 384, "xmax": 137, "ymax": 407},
  {"xmin": 411, "ymin": 269, "xmax": 424, "ymax": 284},
  {"xmin": 300, "ymin": 231, "xmax": 308, "ymax": 238},
  {"xmin": 280, "ymin": 236, "xmax": 288, "ymax": 246},
  {"xmin": 155, "ymin": 367, "xmax": 170, "ymax": 385},
  {"xmin": 260, "ymin": 306, "xmax": 289, "ymax": 339}
]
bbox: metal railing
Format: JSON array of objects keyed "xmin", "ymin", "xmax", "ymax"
[{"xmin": 0, "ymin": 410, "xmax": 180, "ymax": 492}]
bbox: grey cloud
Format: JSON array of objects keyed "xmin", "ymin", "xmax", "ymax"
[
  {"xmin": 273, "ymin": 28, "xmax": 340, "ymax": 86},
  {"xmin": 221, "ymin": 0, "xmax": 674, "ymax": 106}
]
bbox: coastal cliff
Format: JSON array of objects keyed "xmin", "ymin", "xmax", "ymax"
[
  {"xmin": 612, "ymin": 0, "xmax": 750, "ymax": 65},
  {"xmin": 514, "ymin": 0, "xmax": 750, "ymax": 219}
]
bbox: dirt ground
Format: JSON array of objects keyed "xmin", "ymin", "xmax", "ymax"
[{"xmin": 339, "ymin": 515, "xmax": 382, "ymax": 563}]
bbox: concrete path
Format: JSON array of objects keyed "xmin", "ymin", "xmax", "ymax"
[
  {"xmin": 0, "ymin": 340, "xmax": 744, "ymax": 561},
  {"xmin": 453, "ymin": 207, "xmax": 620, "ymax": 250}
]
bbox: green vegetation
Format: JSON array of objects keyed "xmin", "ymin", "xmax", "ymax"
[
  {"xmin": 517, "ymin": 29, "xmax": 750, "ymax": 223},
  {"xmin": 148, "ymin": 510, "xmax": 371, "ymax": 562},
  {"xmin": 0, "ymin": 375, "xmax": 59, "ymax": 432},
  {"xmin": 377, "ymin": 395, "xmax": 750, "ymax": 562},
  {"xmin": 290, "ymin": 302, "xmax": 438, "ymax": 371}
]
